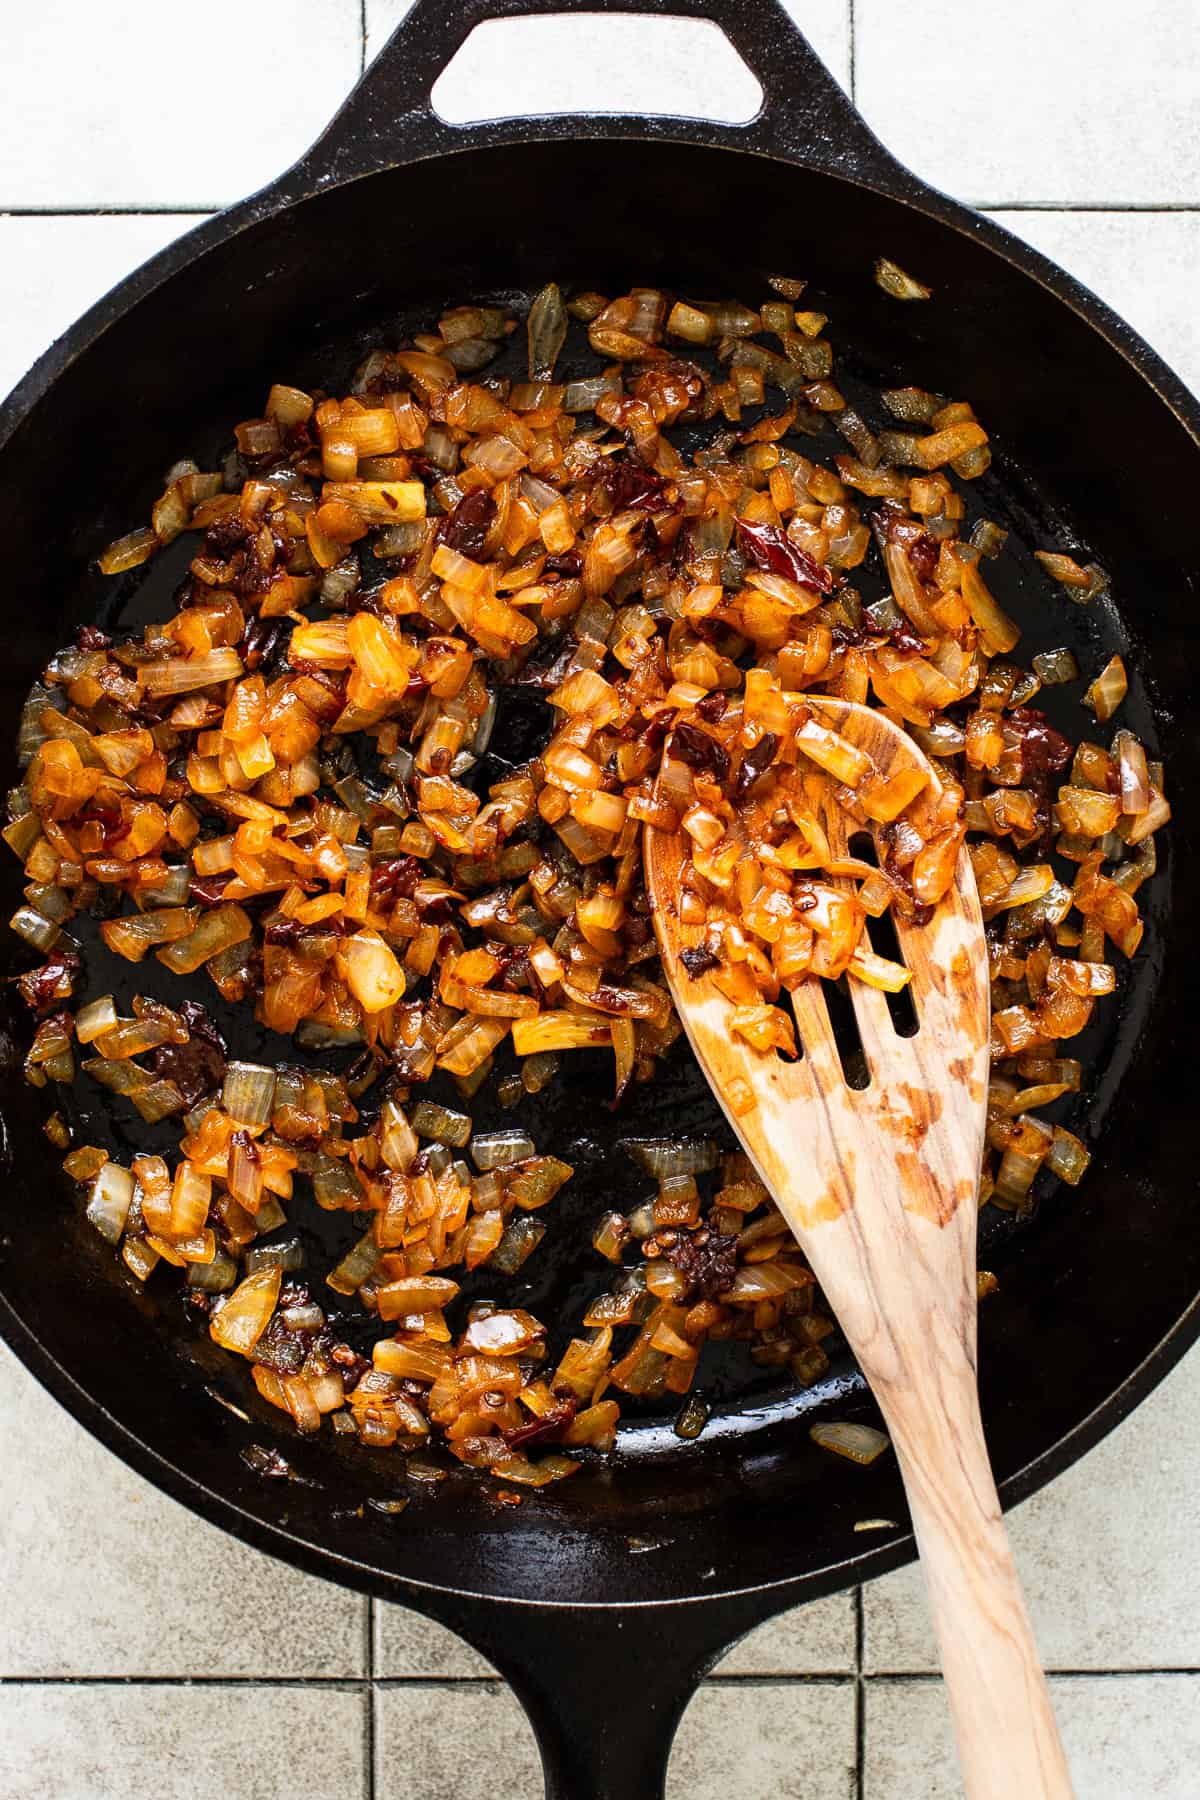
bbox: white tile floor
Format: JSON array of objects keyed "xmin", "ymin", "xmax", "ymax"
[{"xmin": 1, "ymin": 4, "xmax": 1197, "ymax": 1795}]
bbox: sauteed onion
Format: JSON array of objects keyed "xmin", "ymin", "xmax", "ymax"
[{"xmin": 6, "ymin": 273, "xmax": 1164, "ymax": 1482}]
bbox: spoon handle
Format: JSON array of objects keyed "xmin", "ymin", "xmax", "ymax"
[{"xmin": 878, "ymin": 1349, "xmax": 1074, "ymax": 1800}]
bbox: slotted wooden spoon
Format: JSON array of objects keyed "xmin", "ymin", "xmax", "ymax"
[{"xmin": 646, "ymin": 696, "xmax": 1073, "ymax": 1800}]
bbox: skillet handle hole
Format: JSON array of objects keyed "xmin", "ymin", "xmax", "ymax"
[{"xmin": 430, "ymin": 16, "xmax": 763, "ymax": 126}]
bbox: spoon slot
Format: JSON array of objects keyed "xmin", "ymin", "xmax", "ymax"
[
  {"xmin": 823, "ymin": 976, "xmax": 872, "ymax": 1089},
  {"xmin": 790, "ymin": 974, "xmax": 870, "ymax": 1090},
  {"xmin": 849, "ymin": 831, "xmax": 920, "ymax": 1038}
]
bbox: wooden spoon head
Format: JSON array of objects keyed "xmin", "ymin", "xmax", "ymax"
[{"xmin": 646, "ymin": 698, "xmax": 990, "ymax": 1245}]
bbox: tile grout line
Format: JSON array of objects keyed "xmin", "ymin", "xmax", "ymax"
[
  {"xmin": 0, "ymin": 206, "xmax": 220, "ymax": 218},
  {"xmin": 859, "ymin": 1668, "xmax": 1200, "ymax": 1684},
  {"xmin": 854, "ymin": 1585, "xmax": 866, "ymax": 1800},
  {"xmin": 700, "ymin": 1674, "xmax": 858, "ymax": 1688},
  {"xmin": 977, "ymin": 201, "xmax": 1200, "ymax": 213},
  {"xmin": 848, "ymin": 0, "xmax": 857, "ymax": 105},
  {"xmin": 365, "ymin": 1598, "xmax": 376, "ymax": 1800},
  {"xmin": 360, "ymin": 0, "xmax": 368, "ymax": 74},
  {"xmin": 0, "ymin": 1676, "xmax": 372, "ymax": 1689},
  {"xmin": 0, "ymin": 1666, "xmax": 1198, "ymax": 1690},
  {"xmin": 0, "ymin": 1673, "xmax": 861, "ymax": 1693},
  {"xmin": 4, "ymin": 202, "xmax": 1200, "ymax": 221}
]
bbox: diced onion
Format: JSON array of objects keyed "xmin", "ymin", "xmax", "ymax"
[
  {"xmin": 86, "ymin": 1163, "xmax": 135, "ymax": 1243},
  {"xmin": 75, "ymin": 995, "xmax": 118, "ymax": 1044},
  {"xmin": 222, "ymin": 1062, "xmax": 276, "ymax": 1127},
  {"xmin": 210, "ymin": 1265, "xmax": 281, "ymax": 1355},
  {"xmin": 10, "ymin": 907, "xmax": 60, "ymax": 951},
  {"xmin": 810, "ymin": 1421, "xmax": 891, "ymax": 1465},
  {"xmin": 1084, "ymin": 655, "xmax": 1128, "ymax": 722},
  {"xmin": 471, "ymin": 1130, "xmax": 535, "ymax": 1170},
  {"xmin": 337, "ymin": 930, "xmax": 405, "ymax": 1013},
  {"xmin": 874, "ymin": 257, "xmax": 932, "ymax": 301},
  {"xmin": 410, "ymin": 1101, "xmax": 472, "ymax": 1148},
  {"xmin": 245, "ymin": 1236, "xmax": 304, "ymax": 1274},
  {"xmin": 141, "ymin": 649, "xmax": 244, "ymax": 696},
  {"xmin": 621, "ymin": 1137, "xmax": 719, "ymax": 1178}
]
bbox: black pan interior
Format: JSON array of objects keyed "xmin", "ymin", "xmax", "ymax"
[{"xmin": 0, "ymin": 138, "xmax": 1196, "ymax": 1607}]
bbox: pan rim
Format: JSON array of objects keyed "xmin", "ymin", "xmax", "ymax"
[
  {"xmin": 4, "ymin": 1272, "xmax": 1198, "ymax": 1609},
  {"xmin": 1, "ymin": 116, "xmax": 1197, "ymax": 1608},
  {"xmin": 3, "ymin": 125, "xmax": 1200, "ymax": 459}
]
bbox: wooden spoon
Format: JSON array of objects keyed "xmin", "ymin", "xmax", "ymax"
[{"xmin": 646, "ymin": 695, "xmax": 1073, "ymax": 1800}]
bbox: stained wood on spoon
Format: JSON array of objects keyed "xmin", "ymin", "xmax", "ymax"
[{"xmin": 646, "ymin": 696, "xmax": 1074, "ymax": 1800}]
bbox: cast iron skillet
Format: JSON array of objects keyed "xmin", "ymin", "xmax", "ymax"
[{"xmin": 1, "ymin": 1, "xmax": 1199, "ymax": 1792}]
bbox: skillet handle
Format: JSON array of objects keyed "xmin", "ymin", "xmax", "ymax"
[
  {"xmin": 283, "ymin": 0, "xmax": 903, "ymax": 192},
  {"xmin": 416, "ymin": 1586, "xmax": 793, "ymax": 1799}
]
